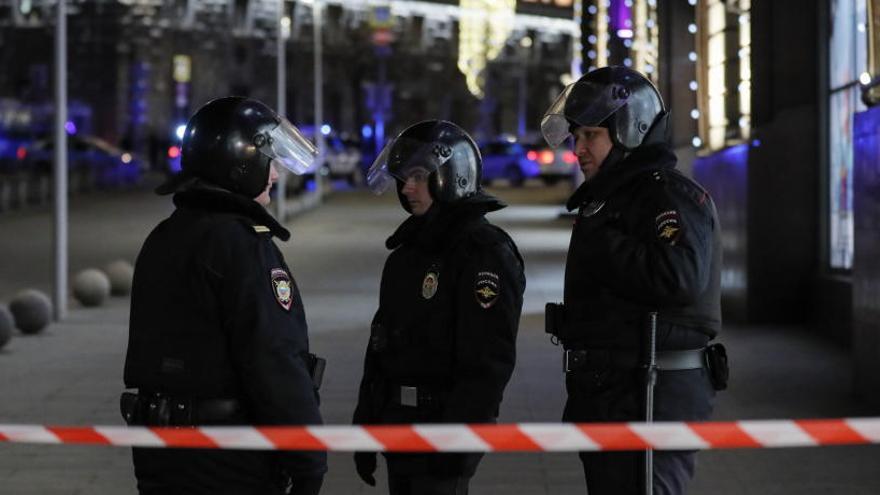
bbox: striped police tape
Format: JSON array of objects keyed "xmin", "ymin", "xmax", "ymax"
[{"xmin": 2, "ymin": 418, "xmax": 880, "ymax": 452}]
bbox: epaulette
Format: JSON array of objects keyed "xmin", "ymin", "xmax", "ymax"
[
  {"xmin": 466, "ymin": 222, "xmax": 508, "ymax": 246},
  {"xmin": 462, "ymin": 223, "xmax": 525, "ymax": 268},
  {"xmin": 231, "ymin": 215, "xmax": 271, "ymax": 237},
  {"xmin": 647, "ymin": 168, "xmax": 712, "ymax": 208}
]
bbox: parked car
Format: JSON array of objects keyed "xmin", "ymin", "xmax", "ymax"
[
  {"xmin": 479, "ymin": 139, "xmax": 578, "ymax": 186},
  {"xmin": 25, "ymin": 135, "xmax": 144, "ymax": 189},
  {"xmin": 479, "ymin": 140, "xmax": 540, "ymax": 187},
  {"xmin": 525, "ymin": 143, "xmax": 579, "ymax": 185},
  {"xmin": 324, "ymin": 135, "xmax": 363, "ymax": 186},
  {"xmin": 0, "ymin": 129, "xmax": 32, "ymax": 175}
]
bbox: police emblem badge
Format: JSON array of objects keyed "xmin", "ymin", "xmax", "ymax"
[
  {"xmin": 655, "ymin": 210, "xmax": 682, "ymax": 245},
  {"xmin": 270, "ymin": 268, "xmax": 293, "ymax": 311},
  {"xmin": 422, "ymin": 270, "xmax": 439, "ymax": 299},
  {"xmin": 474, "ymin": 271, "xmax": 500, "ymax": 309}
]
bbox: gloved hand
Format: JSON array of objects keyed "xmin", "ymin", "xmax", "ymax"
[{"xmin": 354, "ymin": 451, "xmax": 377, "ymax": 486}]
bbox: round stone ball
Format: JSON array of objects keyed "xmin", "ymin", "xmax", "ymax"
[
  {"xmin": 72, "ymin": 268, "xmax": 111, "ymax": 307},
  {"xmin": 0, "ymin": 304, "xmax": 13, "ymax": 349},
  {"xmin": 104, "ymin": 260, "xmax": 134, "ymax": 296},
  {"xmin": 9, "ymin": 289, "xmax": 52, "ymax": 335}
]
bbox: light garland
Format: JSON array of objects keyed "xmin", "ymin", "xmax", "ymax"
[{"xmin": 457, "ymin": 0, "xmax": 516, "ymax": 98}]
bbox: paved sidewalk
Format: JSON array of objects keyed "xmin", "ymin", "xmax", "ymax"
[{"xmin": 1, "ymin": 186, "xmax": 878, "ymax": 494}]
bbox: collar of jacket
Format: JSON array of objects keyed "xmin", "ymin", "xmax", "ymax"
[
  {"xmin": 385, "ymin": 191, "xmax": 506, "ymax": 251},
  {"xmin": 565, "ymin": 144, "xmax": 677, "ymax": 211},
  {"xmin": 172, "ymin": 183, "xmax": 291, "ymax": 241}
]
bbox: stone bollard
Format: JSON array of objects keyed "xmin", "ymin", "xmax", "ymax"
[
  {"xmin": 0, "ymin": 304, "xmax": 13, "ymax": 349},
  {"xmin": 9, "ymin": 289, "xmax": 52, "ymax": 335},
  {"xmin": 72, "ymin": 269, "xmax": 112, "ymax": 307},
  {"xmin": 104, "ymin": 260, "xmax": 134, "ymax": 296}
]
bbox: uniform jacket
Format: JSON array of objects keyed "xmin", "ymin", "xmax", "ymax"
[
  {"xmin": 561, "ymin": 144, "xmax": 722, "ymax": 351},
  {"xmin": 124, "ymin": 185, "xmax": 327, "ymax": 492},
  {"xmin": 353, "ymin": 193, "xmax": 525, "ymax": 477}
]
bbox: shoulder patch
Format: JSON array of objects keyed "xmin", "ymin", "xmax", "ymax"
[
  {"xmin": 655, "ymin": 210, "xmax": 683, "ymax": 245},
  {"xmin": 474, "ymin": 271, "xmax": 501, "ymax": 309},
  {"xmin": 270, "ymin": 268, "xmax": 294, "ymax": 311}
]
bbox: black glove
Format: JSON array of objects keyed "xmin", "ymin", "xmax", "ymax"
[
  {"xmin": 289, "ymin": 475, "xmax": 324, "ymax": 495},
  {"xmin": 354, "ymin": 451, "xmax": 377, "ymax": 487}
]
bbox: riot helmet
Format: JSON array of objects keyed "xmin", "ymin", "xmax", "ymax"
[
  {"xmin": 367, "ymin": 120, "xmax": 481, "ymax": 212},
  {"xmin": 156, "ymin": 96, "xmax": 316, "ymax": 198},
  {"xmin": 541, "ymin": 66, "xmax": 668, "ymax": 151}
]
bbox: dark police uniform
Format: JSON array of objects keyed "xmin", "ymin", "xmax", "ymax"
[
  {"xmin": 123, "ymin": 185, "xmax": 327, "ymax": 495},
  {"xmin": 353, "ymin": 195, "xmax": 525, "ymax": 495},
  {"xmin": 560, "ymin": 144, "xmax": 721, "ymax": 495}
]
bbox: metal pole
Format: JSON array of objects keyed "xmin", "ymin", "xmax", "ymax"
[
  {"xmin": 53, "ymin": 0, "xmax": 68, "ymax": 321},
  {"xmin": 276, "ymin": 0, "xmax": 287, "ymax": 221},
  {"xmin": 313, "ymin": 0, "xmax": 324, "ymax": 200},
  {"xmin": 644, "ymin": 311, "xmax": 658, "ymax": 495},
  {"xmin": 375, "ymin": 55, "xmax": 386, "ymax": 157}
]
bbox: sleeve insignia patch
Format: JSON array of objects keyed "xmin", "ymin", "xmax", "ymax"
[
  {"xmin": 270, "ymin": 268, "xmax": 294, "ymax": 311},
  {"xmin": 655, "ymin": 210, "xmax": 682, "ymax": 245},
  {"xmin": 474, "ymin": 271, "xmax": 501, "ymax": 309},
  {"xmin": 422, "ymin": 270, "xmax": 439, "ymax": 299}
]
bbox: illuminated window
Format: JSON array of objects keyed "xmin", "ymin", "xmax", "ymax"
[
  {"xmin": 828, "ymin": 0, "xmax": 868, "ymax": 269},
  {"xmin": 696, "ymin": 0, "xmax": 750, "ymax": 152}
]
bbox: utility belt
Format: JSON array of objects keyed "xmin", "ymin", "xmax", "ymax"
[
  {"xmin": 563, "ymin": 347, "xmax": 705, "ymax": 373},
  {"xmin": 121, "ymin": 353, "xmax": 327, "ymax": 426},
  {"xmin": 547, "ymin": 303, "xmax": 728, "ymax": 390},
  {"xmin": 120, "ymin": 391, "xmax": 243, "ymax": 426},
  {"xmin": 385, "ymin": 382, "xmax": 448, "ymax": 409}
]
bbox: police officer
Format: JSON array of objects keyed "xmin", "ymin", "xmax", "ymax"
[
  {"xmin": 122, "ymin": 96, "xmax": 327, "ymax": 495},
  {"xmin": 353, "ymin": 120, "xmax": 526, "ymax": 495},
  {"xmin": 541, "ymin": 67, "xmax": 726, "ymax": 495}
]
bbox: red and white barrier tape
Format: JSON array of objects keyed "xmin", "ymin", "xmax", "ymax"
[{"xmin": 2, "ymin": 419, "xmax": 879, "ymax": 452}]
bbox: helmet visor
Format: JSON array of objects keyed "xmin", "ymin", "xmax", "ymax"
[
  {"xmin": 366, "ymin": 134, "xmax": 455, "ymax": 194},
  {"xmin": 259, "ymin": 118, "xmax": 317, "ymax": 175},
  {"xmin": 541, "ymin": 81, "xmax": 629, "ymax": 147}
]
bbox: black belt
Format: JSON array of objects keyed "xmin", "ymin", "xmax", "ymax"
[
  {"xmin": 120, "ymin": 391, "xmax": 242, "ymax": 426},
  {"xmin": 387, "ymin": 384, "xmax": 446, "ymax": 409},
  {"xmin": 563, "ymin": 348, "xmax": 706, "ymax": 373}
]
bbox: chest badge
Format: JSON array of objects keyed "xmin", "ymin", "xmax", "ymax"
[
  {"xmin": 474, "ymin": 271, "xmax": 501, "ymax": 309},
  {"xmin": 421, "ymin": 269, "xmax": 439, "ymax": 299},
  {"xmin": 271, "ymin": 268, "xmax": 293, "ymax": 311},
  {"xmin": 581, "ymin": 200, "xmax": 606, "ymax": 218}
]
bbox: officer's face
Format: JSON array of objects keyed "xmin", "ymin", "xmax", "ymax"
[
  {"xmin": 572, "ymin": 126, "xmax": 613, "ymax": 182},
  {"xmin": 400, "ymin": 168, "xmax": 433, "ymax": 216},
  {"xmin": 255, "ymin": 162, "xmax": 280, "ymax": 207}
]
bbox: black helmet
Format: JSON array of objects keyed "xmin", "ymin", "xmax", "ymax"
[
  {"xmin": 541, "ymin": 66, "xmax": 668, "ymax": 151},
  {"xmin": 156, "ymin": 96, "xmax": 316, "ymax": 197},
  {"xmin": 367, "ymin": 120, "xmax": 481, "ymax": 212}
]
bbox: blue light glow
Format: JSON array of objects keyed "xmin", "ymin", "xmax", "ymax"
[
  {"xmin": 362, "ymin": 124, "xmax": 373, "ymax": 139},
  {"xmin": 175, "ymin": 124, "xmax": 186, "ymax": 140},
  {"xmin": 321, "ymin": 124, "xmax": 331, "ymax": 136}
]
